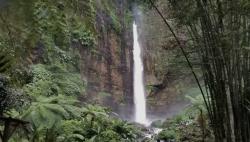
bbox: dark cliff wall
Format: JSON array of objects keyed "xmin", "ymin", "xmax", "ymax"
[
  {"xmin": 80, "ymin": 0, "xmax": 134, "ymax": 119},
  {"xmin": 136, "ymin": 1, "xmax": 195, "ymax": 119},
  {"xmin": 80, "ymin": 0, "xmax": 195, "ymax": 120}
]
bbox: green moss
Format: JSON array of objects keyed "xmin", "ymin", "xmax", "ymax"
[
  {"xmin": 102, "ymin": 0, "xmax": 122, "ymax": 33},
  {"xmin": 125, "ymin": 9, "xmax": 133, "ymax": 26},
  {"xmin": 71, "ymin": 24, "xmax": 95, "ymax": 48},
  {"xmin": 0, "ymin": 0, "xmax": 97, "ymax": 65}
]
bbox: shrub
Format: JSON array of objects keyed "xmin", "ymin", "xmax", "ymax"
[{"xmin": 157, "ymin": 129, "xmax": 176, "ymax": 141}]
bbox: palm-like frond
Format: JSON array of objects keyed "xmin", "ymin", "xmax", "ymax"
[
  {"xmin": 22, "ymin": 95, "xmax": 82, "ymax": 129},
  {"xmin": 0, "ymin": 52, "xmax": 13, "ymax": 73},
  {"xmin": 81, "ymin": 105, "xmax": 109, "ymax": 123}
]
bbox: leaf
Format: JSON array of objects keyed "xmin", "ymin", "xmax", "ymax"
[
  {"xmin": 63, "ymin": 105, "xmax": 82, "ymax": 118},
  {"xmin": 44, "ymin": 104, "xmax": 70, "ymax": 119},
  {"xmin": 69, "ymin": 134, "xmax": 85, "ymax": 140},
  {"xmin": 88, "ymin": 136, "xmax": 97, "ymax": 142},
  {"xmin": 0, "ymin": 53, "xmax": 13, "ymax": 73}
]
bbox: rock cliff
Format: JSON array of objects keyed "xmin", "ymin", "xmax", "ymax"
[
  {"xmin": 82, "ymin": 0, "xmax": 195, "ymax": 120},
  {"xmin": 80, "ymin": 0, "xmax": 134, "ymax": 119}
]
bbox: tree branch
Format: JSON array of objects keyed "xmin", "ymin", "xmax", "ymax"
[{"xmin": 148, "ymin": 0, "xmax": 212, "ymax": 116}]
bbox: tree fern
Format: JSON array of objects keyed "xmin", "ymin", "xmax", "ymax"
[{"xmin": 22, "ymin": 95, "xmax": 82, "ymax": 129}]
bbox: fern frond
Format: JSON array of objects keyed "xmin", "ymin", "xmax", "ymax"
[
  {"xmin": 44, "ymin": 103, "xmax": 70, "ymax": 119},
  {"xmin": 0, "ymin": 52, "xmax": 13, "ymax": 73}
]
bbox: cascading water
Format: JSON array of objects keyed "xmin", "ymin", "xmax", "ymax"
[{"xmin": 133, "ymin": 21, "xmax": 147, "ymax": 125}]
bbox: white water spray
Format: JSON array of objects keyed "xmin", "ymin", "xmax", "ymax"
[{"xmin": 133, "ymin": 21, "xmax": 147, "ymax": 125}]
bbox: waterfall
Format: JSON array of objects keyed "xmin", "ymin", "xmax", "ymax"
[{"xmin": 133, "ymin": 21, "xmax": 147, "ymax": 125}]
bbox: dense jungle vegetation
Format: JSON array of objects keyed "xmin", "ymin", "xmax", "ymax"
[
  {"xmin": 0, "ymin": 0, "xmax": 250, "ymax": 142},
  {"xmin": 149, "ymin": 0, "xmax": 250, "ymax": 141},
  {"xmin": 0, "ymin": 0, "xmax": 141, "ymax": 142}
]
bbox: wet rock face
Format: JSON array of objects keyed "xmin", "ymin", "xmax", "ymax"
[
  {"xmin": 80, "ymin": 0, "xmax": 134, "ymax": 119},
  {"xmin": 80, "ymin": 0, "xmax": 193, "ymax": 120},
  {"xmin": 136, "ymin": 1, "xmax": 193, "ymax": 118}
]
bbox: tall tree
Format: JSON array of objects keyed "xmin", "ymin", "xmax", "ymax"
[{"xmin": 149, "ymin": 0, "xmax": 250, "ymax": 141}]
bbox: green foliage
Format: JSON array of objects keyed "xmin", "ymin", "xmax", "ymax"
[
  {"xmin": 161, "ymin": 113, "xmax": 190, "ymax": 129},
  {"xmin": 32, "ymin": 0, "xmax": 70, "ymax": 45},
  {"xmin": 50, "ymin": 105, "xmax": 140, "ymax": 142},
  {"xmin": 0, "ymin": 1, "xmax": 142, "ymax": 142},
  {"xmin": 94, "ymin": 92, "xmax": 112, "ymax": 104},
  {"xmin": 71, "ymin": 24, "xmax": 95, "ymax": 48},
  {"xmin": 98, "ymin": 92, "xmax": 111, "ymax": 97},
  {"xmin": 169, "ymin": 0, "xmax": 200, "ymax": 25},
  {"xmin": 172, "ymin": 113, "xmax": 188, "ymax": 124},
  {"xmin": 157, "ymin": 129, "xmax": 176, "ymax": 140},
  {"xmin": 21, "ymin": 95, "xmax": 82, "ymax": 129},
  {"xmin": 155, "ymin": 88, "xmax": 212, "ymax": 141},
  {"xmin": 30, "ymin": 0, "xmax": 95, "ymax": 62},
  {"xmin": 24, "ymin": 64, "xmax": 85, "ymax": 97},
  {"xmin": 150, "ymin": 120, "xmax": 163, "ymax": 128},
  {"xmin": 0, "ymin": 52, "xmax": 13, "ymax": 73},
  {"xmin": 99, "ymin": 130, "xmax": 121, "ymax": 142},
  {"xmin": 58, "ymin": 119, "xmax": 83, "ymax": 141},
  {"xmin": 0, "ymin": 0, "xmax": 96, "ymax": 66},
  {"xmin": 124, "ymin": 9, "xmax": 133, "ymax": 27},
  {"xmin": 102, "ymin": 0, "xmax": 122, "ymax": 33},
  {"xmin": 9, "ymin": 103, "xmax": 141, "ymax": 142},
  {"xmin": 186, "ymin": 95, "xmax": 205, "ymax": 110},
  {"xmin": 67, "ymin": 0, "xmax": 96, "ymax": 28},
  {"xmin": 184, "ymin": 87, "xmax": 207, "ymax": 117},
  {"xmin": 0, "ymin": 75, "xmax": 24, "ymax": 116}
]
